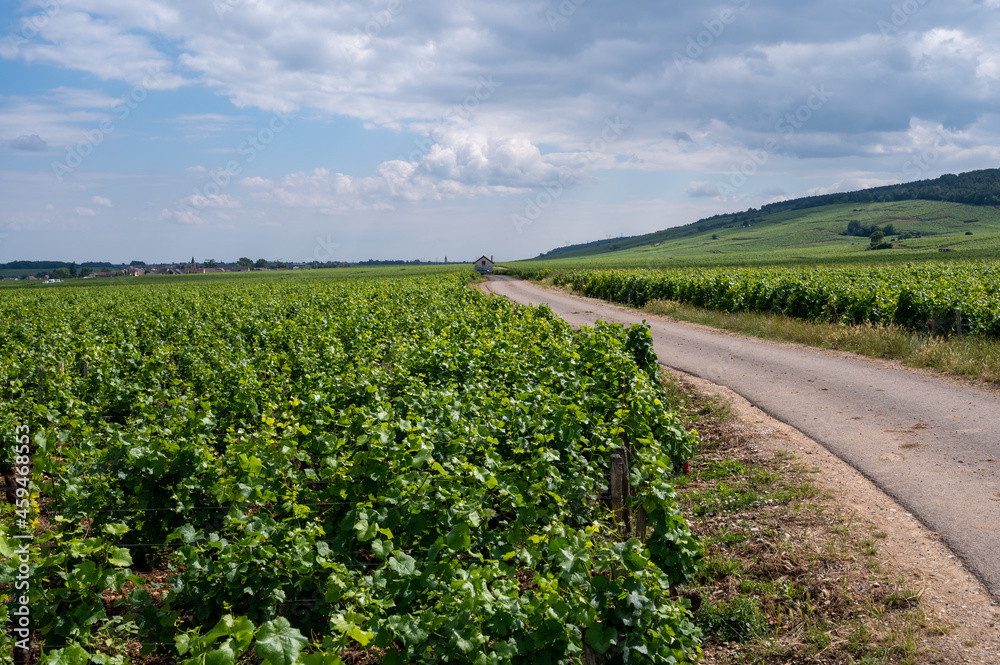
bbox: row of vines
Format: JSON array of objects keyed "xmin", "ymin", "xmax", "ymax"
[
  {"xmin": 1, "ymin": 272, "xmax": 701, "ymax": 664},
  {"xmin": 505, "ymin": 262, "xmax": 1000, "ymax": 336}
]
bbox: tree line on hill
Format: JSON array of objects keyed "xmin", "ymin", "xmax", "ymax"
[
  {"xmin": 754, "ymin": 168, "xmax": 1000, "ymax": 214},
  {"xmin": 534, "ymin": 168, "xmax": 1000, "ymax": 259},
  {"xmin": 686, "ymin": 169, "xmax": 1000, "ymax": 233}
]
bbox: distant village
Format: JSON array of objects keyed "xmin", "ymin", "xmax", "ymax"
[
  {"xmin": 0, "ymin": 257, "xmax": 471, "ymax": 282},
  {"xmin": 0, "ymin": 258, "xmax": 341, "ymax": 282}
]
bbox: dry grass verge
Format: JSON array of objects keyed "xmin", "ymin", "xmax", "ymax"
[{"xmin": 662, "ymin": 372, "xmax": 1000, "ymax": 664}]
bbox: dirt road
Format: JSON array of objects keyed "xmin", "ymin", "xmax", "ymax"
[{"xmin": 486, "ymin": 276, "xmax": 1000, "ymax": 600}]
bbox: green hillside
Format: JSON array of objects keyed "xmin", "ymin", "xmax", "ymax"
[{"xmin": 520, "ymin": 176, "xmax": 1000, "ymax": 269}]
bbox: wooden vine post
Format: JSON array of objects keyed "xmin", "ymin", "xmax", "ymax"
[
  {"xmin": 609, "ymin": 451, "xmax": 630, "ymax": 537},
  {"xmin": 608, "ymin": 446, "xmax": 648, "ymax": 541},
  {"xmin": 584, "ymin": 446, "xmax": 653, "ymax": 663},
  {"xmin": 956, "ymin": 309, "xmax": 963, "ymax": 338},
  {"xmin": 586, "ymin": 440, "xmax": 661, "ymax": 663},
  {"xmin": 584, "ymin": 642, "xmax": 607, "ymax": 665},
  {"xmin": 635, "ymin": 500, "xmax": 647, "ymax": 543}
]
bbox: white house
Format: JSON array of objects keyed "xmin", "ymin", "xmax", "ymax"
[{"xmin": 473, "ymin": 255, "xmax": 494, "ymax": 274}]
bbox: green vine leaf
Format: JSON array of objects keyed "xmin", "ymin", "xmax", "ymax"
[{"xmin": 254, "ymin": 618, "xmax": 307, "ymax": 665}]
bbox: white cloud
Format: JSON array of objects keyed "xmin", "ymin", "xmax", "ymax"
[
  {"xmin": 235, "ymin": 126, "xmax": 586, "ymax": 214},
  {"xmin": 8, "ymin": 134, "xmax": 48, "ymax": 151},
  {"xmin": 8, "ymin": 1, "xmax": 1000, "ymax": 174},
  {"xmin": 419, "ymin": 131, "xmax": 565, "ymax": 187},
  {"xmin": 0, "ymin": 89, "xmax": 112, "ymax": 147},
  {"xmin": 75, "ymin": 206, "xmax": 97, "ymax": 216},
  {"xmin": 91, "ymin": 195, "xmax": 113, "ymax": 207},
  {"xmin": 159, "ymin": 207, "xmax": 203, "ymax": 225},
  {"xmin": 157, "ymin": 192, "xmax": 241, "ymax": 226},
  {"xmin": 47, "ymin": 87, "xmax": 122, "ymax": 109},
  {"xmin": 685, "ymin": 181, "xmax": 719, "ymax": 198},
  {"xmin": 182, "ymin": 193, "xmax": 241, "ymax": 209},
  {"xmin": 7, "ymin": 0, "xmax": 1000, "ymax": 262},
  {"xmin": 11, "ymin": 10, "xmax": 185, "ymax": 89}
]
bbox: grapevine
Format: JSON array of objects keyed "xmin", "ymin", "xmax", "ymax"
[{"xmin": 0, "ymin": 272, "xmax": 702, "ymax": 664}]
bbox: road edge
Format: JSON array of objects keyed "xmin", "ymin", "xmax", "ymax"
[{"xmin": 661, "ymin": 364, "xmax": 1000, "ymax": 660}]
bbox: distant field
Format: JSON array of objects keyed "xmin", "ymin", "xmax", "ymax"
[
  {"xmin": 517, "ymin": 200, "xmax": 1000, "ymax": 269},
  {"xmin": 0, "ymin": 264, "xmax": 468, "ymax": 289}
]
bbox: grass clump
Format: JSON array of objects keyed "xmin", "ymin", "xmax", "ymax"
[
  {"xmin": 665, "ymin": 373, "xmax": 945, "ymax": 664},
  {"xmin": 699, "ymin": 596, "xmax": 772, "ymax": 643}
]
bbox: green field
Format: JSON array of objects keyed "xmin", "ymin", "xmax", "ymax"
[
  {"xmin": 506, "ymin": 262, "xmax": 1000, "ymax": 337},
  {"xmin": 515, "ymin": 200, "xmax": 1000, "ymax": 270},
  {"xmin": 0, "ymin": 271, "xmax": 700, "ymax": 664}
]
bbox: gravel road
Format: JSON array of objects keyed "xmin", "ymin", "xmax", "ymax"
[{"xmin": 485, "ymin": 275, "xmax": 1000, "ymax": 599}]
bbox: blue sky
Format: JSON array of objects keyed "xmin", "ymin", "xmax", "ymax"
[{"xmin": 2, "ymin": 0, "xmax": 1000, "ymax": 263}]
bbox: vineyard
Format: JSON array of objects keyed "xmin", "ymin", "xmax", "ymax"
[
  {"xmin": 1, "ymin": 272, "xmax": 702, "ymax": 664},
  {"xmin": 504, "ymin": 262, "xmax": 1000, "ymax": 337}
]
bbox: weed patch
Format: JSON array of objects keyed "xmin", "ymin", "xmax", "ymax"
[{"xmin": 666, "ymin": 374, "xmax": 947, "ymax": 664}]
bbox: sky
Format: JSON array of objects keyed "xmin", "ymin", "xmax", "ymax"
[{"xmin": 2, "ymin": 0, "xmax": 1000, "ymax": 264}]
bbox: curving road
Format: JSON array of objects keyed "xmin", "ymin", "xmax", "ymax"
[{"xmin": 485, "ymin": 275, "xmax": 1000, "ymax": 599}]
